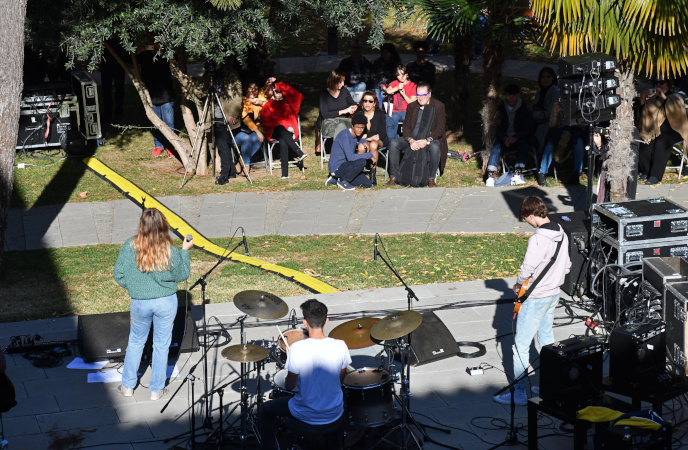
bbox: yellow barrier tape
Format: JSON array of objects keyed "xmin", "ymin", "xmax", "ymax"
[{"xmin": 82, "ymin": 157, "xmax": 340, "ymax": 294}]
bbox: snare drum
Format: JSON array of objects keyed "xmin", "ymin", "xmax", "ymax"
[
  {"xmin": 343, "ymin": 368, "xmax": 395, "ymax": 427},
  {"xmin": 273, "ymin": 329, "xmax": 308, "ymax": 365},
  {"xmin": 270, "ymin": 369, "xmax": 299, "ymax": 399}
]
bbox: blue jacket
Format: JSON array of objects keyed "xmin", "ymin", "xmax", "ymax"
[{"xmin": 328, "ymin": 128, "xmax": 371, "ymax": 174}]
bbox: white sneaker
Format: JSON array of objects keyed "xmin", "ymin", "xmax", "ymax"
[
  {"xmin": 325, "ymin": 175, "xmax": 337, "ymax": 186},
  {"xmin": 485, "ymin": 177, "xmax": 495, "ymax": 187},
  {"xmin": 493, "ymin": 389, "xmax": 527, "ymax": 406},
  {"xmin": 511, "ymin": 172, "xmax": 525, "ymax": 185},
  {"xmin": 151, "ymin": 388, "xmax": 168, "ymax": 401}
]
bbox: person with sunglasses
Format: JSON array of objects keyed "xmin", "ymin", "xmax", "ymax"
[
  {"xmin": 357, "ymin": 91, "xmax": 388, "ymax": 185},
  {"xmin": 638, "ymin": 78, "xmax": 688, "ymax": 185}
]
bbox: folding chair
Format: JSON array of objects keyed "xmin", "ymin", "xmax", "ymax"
[
  {"xmin": 264, "ymin": 117, "xmax": 305, "ymax": 175},
  {"xmin": 666, "ymin": 142, "xmax": 688, "ymax": 178}
]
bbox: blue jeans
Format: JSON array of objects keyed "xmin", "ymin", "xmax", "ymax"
[
  {"xmin": 385, "ymin": 111, "xmax": 406, "ymax": 141},
  {"xmin": 372, "ymin": 88, "xmax": 384, "ymax": 106},
  {"xmin": 234, "ymin": 130, "xmax": 262, "ymax": 164},
  {"xmin": 122, "ymin": 293, "xmax": 178, "ymax": 394},
  {"xmin": 513, "ymin": 293, "xmax": 559, "ymax": 389},
  {"xmin": 334, "ymin": 158, "xmax": 372, "ymax": 188},
  {"xmin": 152, "ymin": 101, "xmax": 175, "ymax": 149},
  {"xmin": 487, "ymin": 139, "xmax": 529, "ymax": 172},
  {"xmin": 539, "ymin": 138, "xmax": 584, "ymax": 174},
  {"xmin": 348, "ymin": 82, "xmax": 367, "ymax": 103}
]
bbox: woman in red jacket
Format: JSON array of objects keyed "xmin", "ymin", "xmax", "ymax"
[{"xmin": 261, "ymin": 81, "xmax": 307, "ymax": 179}]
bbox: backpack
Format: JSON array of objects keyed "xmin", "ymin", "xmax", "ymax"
[{"xmin": 397, "ymin": 147, "xmax": 429, "ymax": 187}]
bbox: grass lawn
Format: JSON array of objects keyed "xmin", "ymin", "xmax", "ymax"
[{"xmin": 0, "ymin": 233, "xmax": 529, "ymax": 323}]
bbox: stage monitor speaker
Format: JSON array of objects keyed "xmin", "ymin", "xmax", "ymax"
[
  {"xmin": 609, "ymin": 322, "xmax": 666, "ymax": 388},
  {"xmin": 550, "ymin": 212, "xmax": 590, "ymax": 296},
  {"xmin": 78, "ymin": 307, "xmax": 199, "ymax": 362},
  {"xmin": 395, "ymin": 312, "xmax": 459, "ymax": 367},
  {"xmin": 540, "ymin": 336, "xmax": 604, "ymax": 409}
]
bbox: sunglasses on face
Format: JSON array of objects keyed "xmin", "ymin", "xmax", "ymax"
[
  {"xmin": 417, "ymin": 93, "xmax": 429, "ymax": 97},
  {"xmin": 362, "ymin": 99, "xmax": 375, "ymax": 103}
]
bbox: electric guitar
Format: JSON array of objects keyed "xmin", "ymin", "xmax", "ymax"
[{"xmin": 513, "ymin": 278, "xmax": 531, "ymax": 318}]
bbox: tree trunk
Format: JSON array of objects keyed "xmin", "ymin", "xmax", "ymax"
[
  {"xmin": 480, "ymin": 38, "xmax": 505, "ymax": 173},
  {"xmin": 0, "ymin": 0, "xmax": 27, "ymax": 278},
  {"xmin": 605, "ymin": 68, "xmax": 636, "ymax": 201},
  {"xmin": 451, "ymin": 31, "xmax": 473, "ymax": 133}
]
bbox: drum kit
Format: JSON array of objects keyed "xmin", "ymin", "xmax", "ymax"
[{"xmin": 215, "ymin": 290, "xmax": 429, "ymax": 449}]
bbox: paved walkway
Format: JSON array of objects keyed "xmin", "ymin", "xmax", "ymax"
[{"xmin": 6, "ymin": 183, "xmax": 688, "ymax": 251}]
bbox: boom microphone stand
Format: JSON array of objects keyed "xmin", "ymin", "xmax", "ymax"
[
  {"xmin": 489, "ymin": 367, "xmax": 535, "ymax": 450},
  {"xmin": 372, "ymin": 233, "xmax": 452, "ymax": 448}
]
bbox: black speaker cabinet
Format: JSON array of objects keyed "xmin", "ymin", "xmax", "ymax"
[
  {"xmin": 609, "ymin": 322, "xmax": 666, "ymax": 388},
  {"xmin": 550, "ymin": 212, "xmax": 590, "ymax": 296},
  {"xmin": 664, "ymin": 282, "xmax": 688, "ymax": 377},
  {"xmin": 540, "ymin": 336, "xmax": 604, "ymax": 409},
  {"xmin": 78, "ymin": 307, "xmax": 199, "ymax": 362},
  {"xmin": 396, "ymin": 312, "xmax": 459, "ymax": 367}
]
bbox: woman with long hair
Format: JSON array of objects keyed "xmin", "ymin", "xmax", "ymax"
[
  {"xmin": 114, "ymin": 209, "xmax": 192, "ymax": 400},
  {"xmin": 357, "ymin": 91, "xmax": 388, "ymax": 185},
  {"xmin": 235, "ymin": 80, "xmax": 267, "ymax": 166},
  {"xmin": 383, "ymin": 65, "xmax": 417, "ymax": 141},
  {"xmin": 531, "ymin": 67, "xmax": 559, "ymax": 154},
  {"xmin": 317, "ymin": 69, "xmax": 358, "ymax": 148}
]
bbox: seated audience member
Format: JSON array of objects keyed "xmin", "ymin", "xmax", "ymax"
[
  {"xmin": 186, "ymin": 61, "xmax": 242, "ymax": 185},
  {"xmin": 327, "ymin": 112, "xmax": 376, "ymax": 190},
  {"xmin": 638, "ymin": 78, "xmax": 688, "ymax": 185},
  {"xmin": 236, "ymin": 80, "xmax": 268, "ymax": 166},
  {"xmin": 358, "ymin": 91, "xmax": 387, "ymax": 185},
  {"xmin": 485, "ymin": 83, "xmax": 533, "ymax": 187},
  {"xmin": 531, "ymin": 67, "xmax": 559, "ymax": 154},
  {"xmin": 406, "ymin": 41, "xmax": 436, "ymax": 89},
  {"xmin": 371, "ymin": 43, "xmax": 401, "ymax": 105},
  {"xmin": 258, "ymin": 299, "xmax": 351, "ymax": 450},
  {"xmin": 137, "ymin": 35, "xmax": 176, "ymax": 158},
  {"xmin": 337, "ymin": 39, "xmax": 373, "ymax": 103},
  {"xmin": 318, "ymin": 70, "xmax": 358, "ymax": 151},
  {"xmin": 536, "ymin": 101, "xmax": 585, "ymax": 186},
  {"xmin": 385, "ymin": 82, "xmax": 446, "ymax": 187},
  {"xmin": 261, "ymin": 80, "xmax": 307, "ymax": 179},
  {"xmin": 383, "ymin": 65, "xmax": 417, "ymax": 141}
]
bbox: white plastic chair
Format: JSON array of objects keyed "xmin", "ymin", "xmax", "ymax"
[{"xmin": 263, "ymin": 117, "xmax": 305, "ymax": 175}]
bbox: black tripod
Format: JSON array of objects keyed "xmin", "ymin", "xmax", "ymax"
[{"xmin": 489, "ymin": 368, "xmax": 534, "ymax": 449}]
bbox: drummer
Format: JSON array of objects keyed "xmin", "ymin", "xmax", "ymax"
[{"xmin": 259, "ymin": 299, "xmax": 352, "ymax": 450}]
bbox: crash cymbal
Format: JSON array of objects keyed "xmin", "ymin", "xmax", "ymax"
[
  {"xmin": 329, "ymin": 317, "xmax": 380, "ymax": 349},
  {"xmin": 370, "ymin": 310, "xmax": 423, "ymax": 341},
  {"xmin": 234, "ymin": 290, "xmax": 289, "ymax": 320},
  {"xmin": 221, "ymin": 344, "xmax": 269, "ymax": 362}
]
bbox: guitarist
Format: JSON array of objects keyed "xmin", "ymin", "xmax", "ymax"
[{"xmin": 494, "ymin": 195, "xmax": 571, "ymax": 406}]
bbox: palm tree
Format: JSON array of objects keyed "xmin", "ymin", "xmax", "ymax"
[
  {"xmin": 531, "ymin": 0, "xmax": 688, "ymax": 200},
  {"xmin": 413, "ymin": 0, "xmax": 534, "ymax": 166}
]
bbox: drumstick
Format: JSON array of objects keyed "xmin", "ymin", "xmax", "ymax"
[{"xmin": 276, "ymin": 326, "xmax": 290, "ymax": 351}]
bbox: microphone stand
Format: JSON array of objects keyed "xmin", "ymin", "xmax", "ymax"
[
  {"xmin": 190, "ymin": 238, "xmax": 246, "ymax": 429},
  {"xmin": 489, "ymin": 367, "xmax": 534, "ymax": 450},
  {"xmin": 373, "ymin": 236, "xmax": 452, "ymax": 446}
]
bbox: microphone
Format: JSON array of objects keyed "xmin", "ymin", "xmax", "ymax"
[
  {"xmin": 185, "ymin": 234, "xmax": 193, "ymax": 241},
  {"xmin": 241, "ymin": 228, "xmax": 249, "ymax": 256},
  {"xmin": 374, "ymin": 234, "xmax": 378, "ymax": 263},
  {"xmin": 290, "ymin": 310, "xmax": 297, "ymax": 329}
]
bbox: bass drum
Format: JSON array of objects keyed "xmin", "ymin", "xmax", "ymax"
[{"xmin": 343, "ymin": 368, "xmax": 396, "ymax": 427}]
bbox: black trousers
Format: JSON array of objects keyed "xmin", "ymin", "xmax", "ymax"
[
  {"xmin": 214, "ymin": 123, "xmax": 237, "ymax": 178},
  {"xmin": 388, "ymin": 138, "xmax": 441, "ymax": 180},
  {"xmin": 333, "ymin": 158, "xmax": 372, "ymax": 187},
  {"xmin": 271, "ymin": 125, "xmax": 303, "ymax": 177},
  {"xmin": 638, "ymin": 120, "xmax": 683, "ymax": 181}
]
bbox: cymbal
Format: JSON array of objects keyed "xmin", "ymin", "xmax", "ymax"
[
  {"xmin": 370, "ymin": 310, "xmax": 423, "ymax": 341},
  {"xmin": 328, "ymin": 317, "xmax": 380, "ymax": 349},
  {"xmin": 234, "ymin": 290, "xmax": 289, "ymax": 319},
  {"xmin": 221, "ymin": 344, "xmax": 269, "ymax": 362}
]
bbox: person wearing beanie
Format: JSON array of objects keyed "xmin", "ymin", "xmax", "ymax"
[{"xmin": 326, "ymin": 112, "xmax": 376, "ymax": 190}]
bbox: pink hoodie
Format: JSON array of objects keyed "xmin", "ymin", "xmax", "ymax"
[{"xmin": 517, "ymin": 222, "xmax": 571, "ymax": 299}]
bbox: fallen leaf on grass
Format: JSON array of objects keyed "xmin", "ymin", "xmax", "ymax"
[
  {"xmin": 301, "ymin": 174, "xmax": 308, "ymax": 180},
  {"xmin": 303, "ymin": 269, "xmax": 321, "ymax": 277},
  {"xmin": 331, "ymin": 248, "xmax": 339, "ymax": 252},
  {"xmin": 79, "ymin": 191, "xmax": 89, "ymax": 199}
]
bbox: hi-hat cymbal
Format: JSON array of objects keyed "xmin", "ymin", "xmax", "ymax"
[
  {"xmin": 234, "ymin": 290, "xmax": 289, "ymax": 319},
  {"xmin": 370, "ymin": 310, "xmax": 423, "ymax": 341},
  {"xmin": 329, "ymin": 317, "xmax": 380, "ymax": 349},
  {"xmin": 221, "ymin": 344, "xmax": 269, "ymax": 362}
]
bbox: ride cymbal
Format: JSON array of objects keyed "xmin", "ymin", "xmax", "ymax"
[
  {"xmin": 234, "ymin": 290, "xmax": 288, "ymax": 319},
  {"xmin": 370, "ymin": 310, "xmax": 423, "ymax": 341},
  {"xmin": 221, "ymin": 344, "xmax": 269, "ymax": 362},
  {"xmin": 329, "ymin": 317, "xmax": 380, "ymax": 349}
]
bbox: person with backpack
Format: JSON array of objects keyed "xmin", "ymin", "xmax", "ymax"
[{"xmin": 385, "ymin": 82, "xmax": 447, "ymax": 187}]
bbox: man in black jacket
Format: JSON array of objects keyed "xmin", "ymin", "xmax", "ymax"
[
  {"xmin": 337, "ymin": 40, "xmax": 372, "ymax": 103},
  {"xmin": 485, "ymin": 84, "xmax": 533, "ymax": 186}
]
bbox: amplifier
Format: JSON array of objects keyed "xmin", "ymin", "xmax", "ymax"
[
  {"xmin": 593, "ymin": 198, "xmax": 688, "ymax": 244},
  {"xmin": 16, "ymin": 94, "xmax": 81, "ymax": 150},
  {"xmin": 603, "ymin": 425, "xmax": 670, "ymax": 450},
  {"xmin": 550, "ymin": 211, "xmax": 590, "ymax": 296},
  {"xmin": 600, "ymin": 265, "xmax": 643, "ymax": 324},
  {"xmin": 559, "ymin": 77, "xmax": 620, "ymax": 96},
  {"xmin": 643, "ymin": 257, "xmax": 687, "ymax": 293},
  {"xmin": 609, "ymin": 322, "xmax": 666, "ymax": 388},
  {"xmin": 664, "ymin": 282, "xmax": 688, "ymax": 377},
  {"xmin": 540, "ymin": 336, "xmax": 604, "ymax": 409},
  {"xmin": 592, "ymin": 232, "xmax": 688, "ymax": 265},
  {"xmin": 558, "ymin": 53, "xmax": 618, "ymax": 78}
]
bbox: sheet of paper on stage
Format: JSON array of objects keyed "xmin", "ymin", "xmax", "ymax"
[{"xmin": 67, "ymin": 357, "xmax": 108, "ymax": 370}]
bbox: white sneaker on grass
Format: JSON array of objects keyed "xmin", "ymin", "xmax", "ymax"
[
  {"xmin": 326, "ymin": 175, "xmax": 337, "ymax": 186},
  {"xmin": 511, "ymin": 172, "xmax": 525, "ymax": 185},
  {"xmin": 486, "ymin": 177, "xmax": 495, "ymax": 187}
]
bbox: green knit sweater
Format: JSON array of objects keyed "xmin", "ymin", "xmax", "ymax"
[{"xmin": 114, "ymin": 237, "xmax": 191, "ymax": 300}]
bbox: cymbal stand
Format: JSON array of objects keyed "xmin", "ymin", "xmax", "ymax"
[
  {"xmin": 190, "ymin": 238, "xmax": 246, "ymax": 428},
  {"xmin": 373, "ymin": 234, "xmax": 452, "ymax": 443}
]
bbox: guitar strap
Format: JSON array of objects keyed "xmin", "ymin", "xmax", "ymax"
[{"xmin": 516, "ymin": 230, "xmax": 565, "ymax": 306}]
